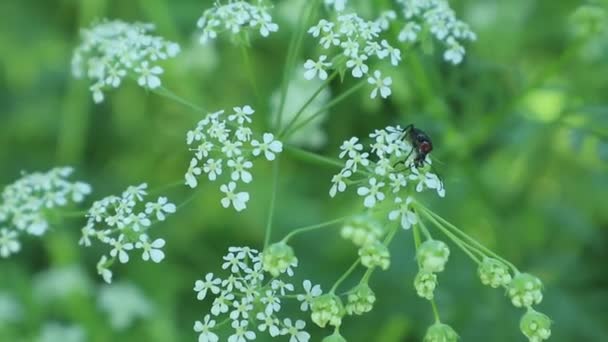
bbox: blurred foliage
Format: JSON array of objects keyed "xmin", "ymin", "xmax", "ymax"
[{"xmin": 1, "ymin": 0, "xmax": 607, "ymax": 341}]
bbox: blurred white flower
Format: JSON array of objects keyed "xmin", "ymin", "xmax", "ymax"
[
  {"xmin": 38, "ymin": 322, "xmax": 86, "ymax": 342},
  {"xmin": 98, "ymin": 282, "xmax": 153, "ymax": 330},
  {"xmin": 72, "ymin": 20, "xmax": 180, "ymax": 103},
  {"xmin": 396, "ymin": 0, "xmax": 476, "ymax": 65},
  {"xmin": 0, "ymin": 167, "xmax": 91, "ymax": 258},
  {"xmin": 197, "ymin": 1, "xmax": 278, "ymax": 44}
]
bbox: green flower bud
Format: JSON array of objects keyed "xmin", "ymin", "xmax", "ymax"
[
  {"xmin": 424, "ymin": 322, "xmax": 459, "ymax": 342},
  {"xmin": 414, "ymin": 270, "xmax": 438, "ymax": 300},
  {"xmin": 478, "ymin": 258, "xmax": 512, "ymax": 288},
  {"xmin": 341, "ymin": 216, "xmax": 384, "ymax": 247},
  {"xmin": 508, "ymin": 273, "xmax": 543, "ymax": 308},
  {"xmin": 417, "ymin": 240, "xmax": 450, "ymax": 273},
  {"xmin": 261, "ymin": 242, "xmax": 298, "ymax": 277},
  {"xmin": 322, "ymin": 330, "xmax": 347, "ymax": 342},
  {"xmin": 520, "ymin": 309, "xmax": 551, "ymax": 342},
  {"xmin": 345, "ymin": 283, "xmax": 376, "ymax": 315},
  {"xmin": 311, "ymin": 294, "xmax": 345, "ymax": 328},
  {"xmin": 359, "ymin": 241, "xmax": 390, "ymax": 270}
]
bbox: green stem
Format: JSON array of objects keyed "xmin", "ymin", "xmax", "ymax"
[
  {"xmin": 417, "ymin": 209, "xmax": 482, "ymax": 264},
  {"xmin": 264, "ymin": 159, "xmax": 281, "ymax": 249},
  {"xmin": 285, "ymin": 145, "xmax": 345, "ymax": 169},
  {"xmin": 418, "ymin": 204, "xmax": 517, "ymax": 272},
  {"xmin": 430, "ymin": 299, "xmax": 441, "ymax": 324},
  {"xmin": 283, "ymin": 79, "xmax": 367, "ymax": 139},
  {"xmin": 276, "ymin": 0, "xmax": 320, "ymax": 129},
  {"xmin": 153, "ymin": 86, "xmax": 206, "ymax": 114},
  {"xmin": 282, "ymin": 216, "xmax": 350, "ymax": 242},
  {"xmin": 240, "ymin": 45, "xmax": 260, "ymax": 105},
  {"xmin": 330, "ymin": 259, "xmax": 361, "ymax": 294},
  {"xmin": 279, "ymin": 71, "xmax": 338, "ymax": 137}
]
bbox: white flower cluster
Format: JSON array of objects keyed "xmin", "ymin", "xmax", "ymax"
[
  {"xmin": 80, "ymin": 183, "xmax": 176, "ymax": 283},
  {"xmin": 71, "ymin": 20, "xmax": 181, "ymax": 103},
  {"xmin": 395, "ymin": 0, "xmax": 476, "ymax": 64},
  {"xmin": 98, "ymin": 282, "xmax": 153, "ymax": 330},
  {"xmin": 193, "ymin": 246, "xmax": 320, "ymax": 342},
  {"xmin": 305, "ymin": 13, "xmax": 401, "ymax": 99},
  {"xmin": 197, "ymin": 0, "xmax": 279, "ymax": 44},
  {"xmin": 0, "ymin": 167, "xmax": 91, "ymax": 258},
  {"xmin": 329, "ymin": 126, "xmax": 444, "ymax": 229},
  {"xmin": 184, "ymin": 106, "xmax": 283, "ymax": 212},
  {"xmin": 324, "ymin": 0, "xmax": 347, "ymax": 12}
]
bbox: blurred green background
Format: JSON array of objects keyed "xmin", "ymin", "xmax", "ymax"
[{"xmin": 1, "ymin": 0, "xmax": 607, "ymax": 341}]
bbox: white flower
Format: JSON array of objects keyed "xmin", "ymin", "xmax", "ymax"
[
  {"xmin": 135, "ymin": 235, "xmax": 166, "ymax": 263},
  {"xmin": 97, "ymin": 256, "xmax": 113, "ymax": 284},
  {"xmin": 325, "ymin": 0, "xmax": 347, "ymax": 12},
  {"xmin": 357, "ymin": 177, "xmax": 385, "ymax": 208},
  {"xmin": 203, "ymin": 159, "xmax": 223, "ymax": 181},
  {"xmin": 228, "ymin": 320, "xmax": 256, "ymax": 342},
  {"xmin": 398, "ymin": 22, "xmax": 421, "ymax": 42},
  {"xmin": 228, "ymin": 106, "xmax": 254, "ymax": 125},
  {"xmin": 220, "ymin": 182, "xmax": 250, "ymax": 212},
  {"xmin": 211, "ymin": 292, "xmax": 234, "ymax": 315},
  {"xmin": 380, "ymin": 40, "xmax": 401, "ymax": 65},
  {"xmin": 346, "ymin": 54, "xmax": 369, "ymax": 78},
  {"xmin": 271, "ymin": 279, "xmax": 294, "ymax": 296},
  {"xmin": 0, "ymin": 229, "xmax": 20, "ymax": 258},
  {"xmin": 230, "ymin": 298, "xmax": 253, "ymax": 320},
  {"xmin": 339, "ymin": 137, "xmax": 363, "ymax": 158},
  {"xmin": 227, "ymin": 157, "xmax": 254, "ymax": 183},
  {"xmin": 303, "ymin": 55, "xmax": 331, "ymax": 80},
  {"xmin": 409, "ymin": 168, "xmax": 445, "ymax": 197},
  {"xmin": 135, "ymin": 61, "xmax": 163, "ymax": 89},
  {"xmin": 368, "ymin": 70, "xmax": 392, "ymax": 99},
  {"xmin": 388, "ymin": 197, "xmax": 418, "ymax": 229},
  {"xmin": 388, "ymin": 173, "xmax": 407, "ymax": 193},
  {"xmin": 329, "ymin": 169, "xmax": 352, "ymax": 197},
  {"xmin": 186, "ymin": 158, "xmax": 202, "ymax": 188},
  {"xmin": 144, "ymin": 196, "xmax": 176, "ymax": 221},
  {"xmin": 345, "ymin": 152, "xmax": 370, "ymax": 172},
  {"xmin": 260, "ymin": 290, "xmax": 281, "ymax": 314},
  {"xmin": 256, "ymin": 311, "xmax": 280, "ymax": 337},
  {"xmin": 109, "ymin": 234, "xmax": 134, "ymax": 264},
  {"xmin": 251, "ymin": 133, "xmax": 283, "ymax": 161},
  {"xmin": 194, "ymin": 273, "xmax": 222, "ymax": 300},
  {"xmin": 444, "ymin": 36, "xmax": 465, "ymax": 64},
  {"xmin": 194, "ymin": 315, "xmax": 218, "ymax": 342},
  {"xmin": 282, "ymin": 319, "xmax": 310, "ymax": 342},
  {"xmin": 297, "ymin": 280, "xmax": 322, "ymax": 311}
]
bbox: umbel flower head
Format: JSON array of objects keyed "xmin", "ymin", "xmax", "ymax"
[
  {"xmin": 184, "ymin": 105, "xmax": 283, "ymax": 212},
  {"xmin": 414, "ymin": 270, "xmax": 438, "ymax": 300},
  {"xmin": 262, "ymin": 242, "xmax": 298, "ymax": 277},
  {"xmin": 71, "ymin": 19, "xmax": 180, "ymax": 103},
  {"xmin": 197, "ymin": 0, "xmax": 279, "ymax": 44},
  {"xmin": 305, "ymin": 12, "xmax": 401, "ymax": 99},
  {"xmin": 417, "ymin": 239, "xmax": 450, "ymax": 273},
  {"xmin": 423, "ymin": 322, "xmax": 459, "ymax": 342},
  {"xmin": 395, "ymin": 0, "xmax": 476, "ymax": 64},
  {"xmin": 340, "ymin": 215, "xmax": 384, "ymax": 247},
  {"xmin": 329, "ymin": 126, "xmax": 444, "ymax": 228},
  {"xmin": 192, "ymin": 246, "xmax": 317, "ymax": 342},
  {"xmin": 520, "ymin": 308, "xmax": 552, "ymax": 342},
  {"xmin": 80, "ymin": 183, "xmax": 176, "ymax": 283},
  {"xmin": 345, "ymin": 283, "xmax": 376, "ymax": 315},
  {"xmin": 0, "ymin": 167, "xmax": 91, "ymax": 258},
  {"xmin": 310, "ymin": 294, "xmax": 345, "ymax": 328},
  {"xmin": 508, "ymin": 273, "xmax": 543, "ymax": 308},
  {"xmin": 478, "ymin": 257, "xmax": 512, "ymax": 288},
  {"xmin": 358, "ymin": 241, "xmax": 390, "ymax": 270}
]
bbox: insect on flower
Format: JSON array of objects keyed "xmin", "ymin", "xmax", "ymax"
[{"xmin": 398, "ymin": 124, "xmax": 434, "ymax": 168}]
